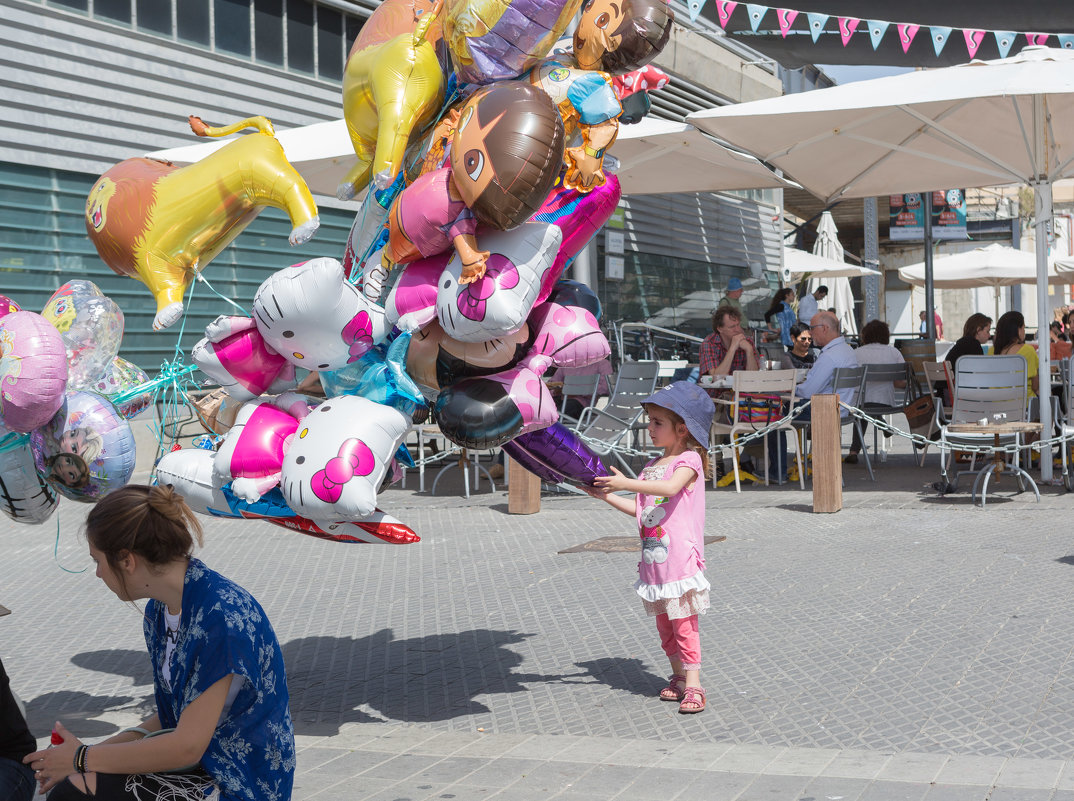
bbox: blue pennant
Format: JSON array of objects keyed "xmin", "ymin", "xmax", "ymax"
[
  {"xmin": 994, "ymin": 30, "xmax": 1017, "ymax": 58},
  {"xmin": 1058, "ymin": 34, "xmax": 1074, "ymax": 50},
  {"xmin": 806, "ymin": 13, "xmax": 828, "ymax": 43},
  {"xmin": 688, "ymin": 0, "xmax": 709, "ymax": 22},
  {"xmin": 930, "ymin": 26, "xmax": 951, "ymax": 57},
  {"xmin": 867, "ymin": 20, "xmax": 889, "ymax": 50},
  {"xmin": 746, "ymin": 3, "xmax": 767, "ymax": 32}
]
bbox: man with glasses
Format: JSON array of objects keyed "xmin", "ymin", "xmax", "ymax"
[{"xmin": 768, "ymin": 311, "xmax": 857, "ymax": 482}]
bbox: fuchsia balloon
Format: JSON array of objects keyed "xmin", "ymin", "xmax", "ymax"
[
  {"xmin": 0, "ymin": 295, "xmax": 22, "ymax": 318},
  {"xmin": 193, "ymin": 318, "xmax": 295, "ymax": 402},
  {"xmin": 0, "ymin": 311, "xmax": 69, "ymax": 432}
]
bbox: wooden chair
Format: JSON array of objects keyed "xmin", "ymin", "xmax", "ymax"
[{"xmin": 709, "ymin": 369, "xmax": 804, "ymax": 492}]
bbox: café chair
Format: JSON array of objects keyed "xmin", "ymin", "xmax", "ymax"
[
  {"xmin": 829, "ymin": 365, "xmax": 874, "ymax": 481},
  {"xmin": 858, "ymin": 362, "xmax": 916, "ymax": 465},
  {"xmin": 576, "ymin": 360, "xmax": 660, "ymax": 477}
]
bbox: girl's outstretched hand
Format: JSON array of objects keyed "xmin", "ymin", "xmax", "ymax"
[
  {"xmin": 580, "ymin": 484, "xmax": 606, "ymax": 498},
  {"xmin": 593, "ymin": 467, "xmax": 630, "ymax": 493}
]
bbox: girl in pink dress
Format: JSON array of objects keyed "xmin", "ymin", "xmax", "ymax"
[{"xmin": 585, "ymin": 381, "xmax": 714, "ymax": 713}]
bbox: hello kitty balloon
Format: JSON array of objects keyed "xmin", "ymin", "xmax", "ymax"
[
  {"xmin": 281, "ymin": 395, "xmax": 410, "ymax": 521},
  {"xmin": 253, "ymin": 257, "xmax": 388, "ymax": 372}
]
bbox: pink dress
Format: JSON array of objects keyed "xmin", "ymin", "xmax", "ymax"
[
  {"xmin": 387, "ymin": 167, "xmax": 477, "ymax": 264},
  {"xmin": 634, "ymin": 450, "xmax": 711, "ymax": 618}
]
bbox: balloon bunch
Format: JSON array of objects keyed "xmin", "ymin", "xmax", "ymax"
[{"xmin": 0, "ymin": 281, "xmax": 143, "ymax": 526}]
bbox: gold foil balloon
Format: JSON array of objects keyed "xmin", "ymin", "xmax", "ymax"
[
  {"xmin": 338, "ymin": 0, "xmax": 447, "ymax": 199},
  {"xmin": 85, "ymin": 115, "xmax": 320, "ymax": 331}
]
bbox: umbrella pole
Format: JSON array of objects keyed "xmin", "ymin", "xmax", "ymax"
[
  {"xmin": 923, "ymin": 191, "xmax": 936, "ymax": 340},
  {"xmin": 1034, "ymin": 178, "xmax": 1054, "ymax": 482}
]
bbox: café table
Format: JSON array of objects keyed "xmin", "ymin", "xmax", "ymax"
[{"xmin": 945, "ymin": 420, "xmax": 1043, "ymax": 508}]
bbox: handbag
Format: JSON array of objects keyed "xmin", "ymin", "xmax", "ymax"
[
  {"xmin": 736, "ymin": 393, "xmax": 783, "ymax": 426},
  {"xmin": 902, "ymin": 394, "xmax": 936, "ymax": 436}
]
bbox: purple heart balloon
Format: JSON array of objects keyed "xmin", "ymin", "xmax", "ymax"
[{"xmin": 503, "ymin": 422, "xmax": 607, "ymax": 486}]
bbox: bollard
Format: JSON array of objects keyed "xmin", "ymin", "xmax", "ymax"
[
  {"xmin": 811, "ymin": 394, "xmax": 842, "ymax": 513},
  {"xmin": 507, "ymin": 456, "xmax": 541, "ymax": 514}
]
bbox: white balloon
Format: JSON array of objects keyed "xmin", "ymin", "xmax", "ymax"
[{"xmin": 0, "ymin": 435, "xmax": 58, "ymax": 524}]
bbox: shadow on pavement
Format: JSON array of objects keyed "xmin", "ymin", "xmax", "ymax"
[
  {"xmin": 570, "ymin": 657, "xmax": 667, "ymax": 698},
  {"xmin": 25, "ymin": 690, "xmax": 143, "ymax": 737}
]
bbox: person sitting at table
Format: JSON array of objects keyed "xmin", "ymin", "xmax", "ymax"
[
  {"xmin": 845, "ymin": 319, "xmax": 906, "ymax": 465},
  {"xmin": 1049, "ymin": 322, "xmax": 1072, "ymax": 362},
  {"xmin": 768, "ymin": 311, "xmax": 857, "ymax": 482},
  {"xmin": 779, "ymin": 323, "xmax": 815, "ymax": 370},
  {"xmin": 763, "ymin": 288, "xmax": 797, "ymax": 348},
  {"xmin": 945, "ymin": 313, "xmax": 992, "ymax": 373},
  {"xmin": 699, "ymin": 306, "xmax": 758, "ymax": 398},
  {"xmin": 993, "ymin": 310, "xmax": 1039, "ymax": 399}
]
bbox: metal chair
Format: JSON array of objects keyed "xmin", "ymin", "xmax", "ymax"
[
  {"xmin": 858, "ymin": 362, "xmax": 915, "ymax": 464},
  {"xmin": 557, "ymin": 372, "xmax": 601, "ymax": 431},
  {"xmin": 937, "ymin": 354, "xmax": 1028, "ymax": 495},
  {"xmin": 709, "ymin": 369, "xmax": 804, "ymax": 492},
  {"xmin": 1056, "ymin": 357, "xmax": 1074, "ymax": 491},
  {"xmin": 576, "ymin": 361, "xmax": 661, "ymax": 476},
  {"xmin": 830, "ymin": 365, "xmax": 874, "ymax": 481}
]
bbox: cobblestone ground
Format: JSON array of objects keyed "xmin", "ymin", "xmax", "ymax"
[{"xmin": 3, "ymin": 443, "xmax": 1074, "ymax": 800}]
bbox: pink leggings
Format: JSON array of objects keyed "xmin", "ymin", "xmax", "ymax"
[{"xmin": 655, "ymin": 613, "xmax": 701, "ymax": 671}]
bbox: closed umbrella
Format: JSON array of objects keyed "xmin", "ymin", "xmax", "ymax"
[
  {"xmin": 687, "ymin": 46, "xmax": 1074, "ymax": 479},
  {"xmin": 809, "ymin": 211, "xmax": 857, "ymax": 336}
]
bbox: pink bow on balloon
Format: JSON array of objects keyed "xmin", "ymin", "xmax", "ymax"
[{"xmin": 311, "ymin": 437, "xmax": 375, "ymax": 503}]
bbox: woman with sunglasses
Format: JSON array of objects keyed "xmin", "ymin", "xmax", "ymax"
[{"xmin": 779, "ymin": 323, "xmax": 816, "ymax": 370}]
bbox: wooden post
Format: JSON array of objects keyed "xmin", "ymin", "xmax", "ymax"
[
  {"xmin": 507, "ymin": 456, "xmax": 541, "ymax": 514},
  {"xmin": 811, "ymin": 394, "xmax": 842, "ymax": 513}
]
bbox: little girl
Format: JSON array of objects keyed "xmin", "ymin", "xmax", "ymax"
[{"xmin": 585, "ymin": 381, "xmax": 714, "ymax": 714}]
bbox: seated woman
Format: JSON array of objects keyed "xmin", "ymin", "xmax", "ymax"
[
  {"xmin": 778, "ymin": 323, "xmax": 815, "ymax": 370},
  {"xmin": 25, "ymin": 485, "xmax": 294, "ymax": 801},
  {"xmin": 993, "ymin": 310, "xmax": 1039, "ymax": 399},
  {"xmin": 945, "ymin": 313, "xmax": 993, "ymax": 373},
  {"xmin": 846, "ymin": 319, "xmax": 906, "ymax": 464}
]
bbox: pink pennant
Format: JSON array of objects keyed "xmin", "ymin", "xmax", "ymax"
[
  {"xmin": 715, "ymin": 0, "xmax": 738, "ymax": 28},
  {"xmin": 963, "ymin": 29, "xmax": 985, "ymax": 58},
  {"xmin": 897, "ymin": 23, "xmax": 920, "ymax": 53},
  {"xmin": 1026, "ymin": 33, "xmax": 1050, "ymax": 46},
  {"xmin": 838, "ymin": 17, "xmax": 860, "ymax": 46},
  {"xmin": 777, "ymin": 9, "xmax": 798, "ymax": 38}
]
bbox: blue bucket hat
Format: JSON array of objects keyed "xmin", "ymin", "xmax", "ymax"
[
  {"xmin": 641, "ymin": 381, "xmax": 715, "ymax": 447},
  {"xmin": 727, "ymin": 277, "xmax": 743, "ymax": 291}
]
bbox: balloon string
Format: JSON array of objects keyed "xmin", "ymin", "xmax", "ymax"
[
  {"xmin": 0, "ymin": 432, "xmax": 30, "ymax": 455},
  {"xmin": 53, "ymin": 508, "xmax": 87, "ymax": 574},
  {"xmin": 195, "ymin": 271, "xmax": 249, "ymax": 320}
]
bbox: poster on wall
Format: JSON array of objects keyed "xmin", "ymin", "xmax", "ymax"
[{"xmin": 889, "ymin": 190, "xmax": 967, "ymax": 241}]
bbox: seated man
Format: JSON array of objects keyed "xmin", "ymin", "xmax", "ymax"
[
  {"xmin": 768, "ymin": 311, "xmax": 857, "ymax": 481},
  {"xmin": 699, "ymin": 305, "xmax": 758, "ymax": 396}
]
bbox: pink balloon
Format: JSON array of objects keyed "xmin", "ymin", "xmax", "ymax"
[{"xmin": 0, "ymin": 311, "xmax": 68, "ymax": 432}]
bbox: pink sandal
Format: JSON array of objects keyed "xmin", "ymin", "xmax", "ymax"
[
  {"xmin": 678, "ymin": 686, "xmax": 706, "ymax": 714},
  {"xmin": 659, "ymin": 674, "xmax": 686, "ymax": 702}
]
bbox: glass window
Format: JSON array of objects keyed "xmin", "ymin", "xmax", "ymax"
[
  {"xmin": 317, "ymin": 6, "xmax": 343, "ymax": 80},
  {"xmin": 345, "ymin": 15, "xmax": 363, "ymax": 55},
  {"xmin": 137, "ymin": 0, "xmax": 172, "ymax": 34},
  {"xmin": 286, "ymin": 0, "xmax": 313, "ymax": 74},
  {"xmin": 215, "ymin": 0, "xmax": 251, "ymax": 56},
  {"xmin": 95, "ymin": 0, "xmax": 131, "ymax": 25},
  {"xmin": 254, "ymin": 0, "xmax": 283, "ymax": 65},
  {"xmin": 177, "ymin": 0, "xmax": 210, "ymax": 45},
  {"xmin": 50, "ymin": 0, "xmax": 89, "ymax": 11}
]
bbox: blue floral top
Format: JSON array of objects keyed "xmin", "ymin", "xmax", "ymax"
[{"xmin": 144, "ymin": 558, "xmax": 295, "ymax": 801}]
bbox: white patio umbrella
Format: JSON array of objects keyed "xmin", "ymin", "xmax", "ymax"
[
  {"xmin": 687, "ymin": 46, "xmax": 1074, "ymax": 479},
  {"xmin": 782, "ymin": 247, "xmax": 880, "ymax": 281},
  {"xmin": 810, "ymin": 211, "xmax": 857, "ymax": 336},
  {"xmin": 898, "ymin": 243, "xmax": 1074, "ymax": 320},
  {"xmin": 147, "ymin": 116, "xmax": 796, "ymax": 198}
]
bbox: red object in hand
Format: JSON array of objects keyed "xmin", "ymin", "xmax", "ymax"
[{"xmin": 51, "ymin": 730, "xmax": 64, "ymax": 745}]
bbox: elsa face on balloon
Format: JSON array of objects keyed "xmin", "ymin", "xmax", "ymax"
[{"xmin": 45, "ymin": 425, "xmax": 103, "ymax": 488}]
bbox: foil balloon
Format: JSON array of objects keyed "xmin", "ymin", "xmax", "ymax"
[
  {"xmin": 443, "ymin": 0, "xmax": 582, "ymax": 84},
  {"xmin": 31, "ymin": 391, "xmax": 137, "ymax": 502},
  {"xmin": 192, "ymin": 316, "xmax": 295, "ymax": 403},
  {"xmin": 501, "ymin": 422, "xmax": 607, "ymax": 486},
  {"xmin": 338, "ymin": 0, "xmax": 447, "ymax": 198},
  {"xmin": 406, "ymin": 319, "xmax": 532, "ymax": 399},
  {"xmin": 525, "ymin": 280, "xmax": 610, "ymax": 371},
  {"xmin": 320, "ymin": 332, "xmax": 428, "ymax": 419},
  {"xmin": 0, "ymin": 432, "xmax": 59, "ymax": 524},
  {"xmin": 0, "ymin": 295, "xmax": 21, "ymax": 318},
  {"xmin": 281, "ymin": 395, "xmax": 411, "ymax": 521},
  {"xmin": 384, "ymin": 256, "xmax": 444, "ymax": 333},
  {"xmin": 0, "ymin": 311, "xmax": 68, "ymax": 432},
  {"xmin": 433, "ymin": 364, "xmax": 555, "ymax": 449},
  {"xmin": 252, "ymin": 258, "xmax": 388, "ymax": 372},
  {"xmin": 435, "ymin": 223, "xmax": 561, "ymax": 343},
  {"xmin": 85, "ymin": 115, "xmax": 319, "ymax": 330},
  {"xmin": 92, "ymin": 356, "xmax": 152, "ymax": 419},
  {"xmin": 157, "ymin": 448, "xmax": 419, "ymax": 544},
  {"xmin": 213, "ymin": 398, "xmax": 304, "ymax": 502},
  {"xmin": 42, "ymin": 281, "xmax": 124, "ymax": 390}
]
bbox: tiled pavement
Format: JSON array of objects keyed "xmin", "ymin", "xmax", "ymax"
[{"xmin": 3, "ymin": 437, "xmax": 1074, "ymax": 800}]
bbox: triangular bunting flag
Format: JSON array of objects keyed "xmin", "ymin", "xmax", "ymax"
[
  {"xmin": 867, "ymin": 20, "xmax": 889, "ymax": 50},
  {"xmin": 1026, "ymin": 33, "xmax": 1049, "ymax": 46},
  {"xmin": 896, "ymin": 23, "xmax": 919, "ymax": 53},
  {"xmin": 687, "ymin": 0, "xmax": 708, "ymax": 22},
  {"xmin": 776, "ymin": 8, "xmax": 798, "ymax": 37},
  {"xmin": 1059, "ymin": 34, "xmax": 1074, "ymax": 50},
  {"xmin": 715, "ymin": 0, "xmax": 738, "ymax": 28},
  {"xmin": 838, "ymin": 17, "xmax": 860, "ymax": 46},
  {"xmin": 746, "ymin": 4, "xmax": 767, "ymax": 32},
  {"xmin": 994, "ymin": 31, "xmax": 1016, "ymax": 58},
  {"xmin": 806, "ymin": 12, "xmax": 828, "ymax": 43},
  {"xmin": 929, "ymin": 26, "xmax": 951, "ymax": 57},
  {"xmin": 963, "ymin": 29, "xmax": 985, "ymax": 58}
]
